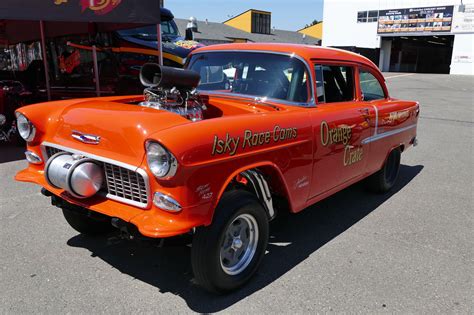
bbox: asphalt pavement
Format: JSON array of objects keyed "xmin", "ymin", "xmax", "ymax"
[{"xmin": 0, "ymin": 73, "xmax": 473, "ymax": 313}]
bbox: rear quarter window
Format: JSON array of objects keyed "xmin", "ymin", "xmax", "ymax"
[{"xmin": 359, "ymin": 69, "xmax": 386, "ymax": 101}]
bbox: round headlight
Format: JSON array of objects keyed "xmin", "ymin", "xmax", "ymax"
[
  {"xmin": 146, "ymin": 141, "xmax": 177, "ymax": 179},
  {"xmin": 16, "ymin": 113, "xmax": 36, "ymax": 142}
]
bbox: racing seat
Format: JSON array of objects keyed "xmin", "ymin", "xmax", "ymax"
[{"xmin": 245, "ymin": 70, "xmax": 288, "ymax": 100}]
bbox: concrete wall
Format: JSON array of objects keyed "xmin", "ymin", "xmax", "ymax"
[
  {"xmin": 450, "ymin": 33, "xmax": 474, "ymax": 75},
  {"xmin": 379, "ymin": 39, "xmax": 392, "ymax": 71},
  {"xmin": 323, "ymin": 0, "xmax": 474, "ymax": 75},
  {"xmin": 322, "ymin": 0, "xmax": 379, "ymax": 48},
  {"xmin": 322, "ymin": 0, "xmax": 473, "ymax": 48}
]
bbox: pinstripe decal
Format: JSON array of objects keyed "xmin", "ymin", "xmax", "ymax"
[{"xmin": 372, "ymin": 105, "xmax": 379, "ymax": 136}]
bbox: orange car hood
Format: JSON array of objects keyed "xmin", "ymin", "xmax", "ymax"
[{"xmin": 46, "ymin": 100, "xmax": 190, "ymax": 166}]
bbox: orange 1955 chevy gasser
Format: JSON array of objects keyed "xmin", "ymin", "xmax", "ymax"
[{"xmin": 14, "ymin": 43, "xmax": 419, "ymax": 293}]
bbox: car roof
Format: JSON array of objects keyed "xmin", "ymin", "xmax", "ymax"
[
  {"xmin": 191, "ymin": 43, "xmax": 378, "ymax": 70},
  {"xmin": 161, "ymin": 7, "xmax": 174, "ymax": 21}
]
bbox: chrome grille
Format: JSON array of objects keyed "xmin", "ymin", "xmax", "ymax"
[
  {"xmin": 43, "ymin": 145, "xmax": 149, "ymax": 207},
  {"xmin": 46, "ymin": 146, "xmax": 62, "ymax": 158},
  {"xmin": 104, "ymin": 164, "xmax": 148, "ymax": 204}
]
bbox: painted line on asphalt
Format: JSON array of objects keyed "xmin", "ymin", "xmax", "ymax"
[{"xmin": 384, "ymin": 73, "xmax": 415, "ymax": 80}]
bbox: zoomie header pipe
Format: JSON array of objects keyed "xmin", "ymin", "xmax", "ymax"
[{"xmin": 140, "ymin": 63, "xmax": 201, "ymax": 91}]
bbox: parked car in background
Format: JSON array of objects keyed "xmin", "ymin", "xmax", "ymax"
[
  {"xmin": 0, "ymin": 80, "xmax": 30, "ymax": 145},
  {"xmin": 15, "ymin": 43, "xmax": 419, "ymax": 293}
]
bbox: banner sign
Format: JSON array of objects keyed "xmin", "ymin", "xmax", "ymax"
[
  {"xmin": 0, "ymin": 0, "xmax": 160, "ymax": 24},
  {"xmin": 378, "ymin": 6, "xmax": 454, "ymax": 34}
]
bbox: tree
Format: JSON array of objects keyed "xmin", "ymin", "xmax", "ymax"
[{"xmin": 304, "ymin": 19, "xmax": 321, "ymax": 28}]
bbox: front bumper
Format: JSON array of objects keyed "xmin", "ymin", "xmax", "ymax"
[{"xmin": 16, "ymin": 165, "xmax": 211, "ymax": 238}]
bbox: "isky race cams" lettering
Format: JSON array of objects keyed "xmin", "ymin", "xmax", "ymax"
[{"xmin": 212, "ymin": 125, "xmax": 297, "ymax": 156}]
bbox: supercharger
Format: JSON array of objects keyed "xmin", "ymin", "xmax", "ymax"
[
  {"xmin": 138, "ymin": 63, "xmax": 206, "ymax": 122},
  {"xmin": 45, "ymin": 153, "xmax": 104, "ymax": 199}
]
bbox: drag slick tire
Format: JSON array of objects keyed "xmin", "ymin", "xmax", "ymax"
[
  {"xmin": 367, "ymin": 147, "xmax": 401, "ymax": 193},
  {"xmin": 62, "ymin": 208, "xmax": 114, "ymax": 236},
  {"xmin": 191, "ymin": 190, "xmax": 269, "ymax": 293}
]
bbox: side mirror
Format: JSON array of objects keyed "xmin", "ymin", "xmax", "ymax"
[{"xmin": 0, "ymin": 114, "xmax": 6, "ymax": 126}]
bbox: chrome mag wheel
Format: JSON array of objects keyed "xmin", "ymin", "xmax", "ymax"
[
  {"xmin": 191, "ymin": 190, "xmax": 269, "ymax": 292},
  {"xmin": 220, "ymin": 213, "xmax": 259, "ymax": 275}
]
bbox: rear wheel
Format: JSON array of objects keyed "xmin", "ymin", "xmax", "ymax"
[
  {"xmin": 62, "ymin": 208, "xmax": 114, "ymax": 236},
  {"xmin": 367, "ymin": 147, "xmax": 401, "ymax": 193},
  {"xmin": 191, "ymin": 190, "xmax": 269, "ymax": 293}
]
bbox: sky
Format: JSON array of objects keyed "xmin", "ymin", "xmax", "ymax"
[{"xmin": 165, "ymin": 0, "xmax": 324, "ymax": 31}]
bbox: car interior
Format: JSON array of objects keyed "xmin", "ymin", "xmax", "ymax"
[{"xmin": 320, "ymin": 65, "xmax": 354, "ymax": 103}]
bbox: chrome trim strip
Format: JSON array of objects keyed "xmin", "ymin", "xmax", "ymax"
[
  {"xmin": 361, "ymin": 124, "xmax": 417, "ymax": 145},
  {"xmin": 106, "ymin": 194, "xmax": 150, "ymax": 209},
  {"xmin": 41, "ymin": 142, "xmax": 150, "ymax": 209},
  {"xmin": 372, "ymin": 105, "xmax": 379, "ymax": 136},
  {"xmin": 241, "ymin": 170, "xmax": 275, "ymax": 219},
  {"xmin": 71, "ymin": 130, "xmax": 101, "ymax": 145},
  {"xmin": 189, "ymin": 50, "xmax": 316, "ymax": 107}
]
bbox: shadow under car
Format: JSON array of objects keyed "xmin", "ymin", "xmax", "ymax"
[{"xmin": 67, "ymin": 164, "xmax": 423, "ymax": 312}]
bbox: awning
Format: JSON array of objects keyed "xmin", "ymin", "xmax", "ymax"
[
  {"xmin": 0, "ymin": 0, "xmax": 160, "ymax": 24},
  {"xmin": 0, "ymin": 20, "xmax": 149, "ymax": 44}
]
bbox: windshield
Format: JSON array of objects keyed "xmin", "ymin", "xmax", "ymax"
[
  {"xmin": 120, "ymin": 21, "xmax": 180, "ymax": 41},
  {"xmin": 188, "ymin": 52, "xmax": 312, "ymax": 104}
]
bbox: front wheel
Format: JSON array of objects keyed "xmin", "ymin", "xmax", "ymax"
[
  {"xmin": 191, "ymin": 190, "xmax": 269, "ymax": 293},
  {"xmin": 367, "ymin": 147, "xmax": 401, "ymax": 193},
  {"xmin": 62, "ymin": 208, "xmax": 114, "ymax": 236}
]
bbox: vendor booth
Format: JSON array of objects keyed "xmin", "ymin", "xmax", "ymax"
[{"xmin": 0, "ymin": 0, "xmax": 162, "ymax": 100}]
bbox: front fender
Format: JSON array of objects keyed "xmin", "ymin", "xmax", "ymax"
[{"xmin": 147, "ymin": 111, "xmax": 314, "ymax": 225}]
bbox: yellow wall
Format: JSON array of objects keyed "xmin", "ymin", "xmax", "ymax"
[
  {"xmin": 224, "ymin": 9, "xmax": 271, "ymax": 33},
  {"xmin": 298, "ymin": 22, "xmax": 323, "ymax": 40},
  {"xmin": 224, "ymin": 10, "xmax": 252, "ymax": 33}
]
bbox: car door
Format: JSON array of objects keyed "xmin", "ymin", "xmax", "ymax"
[{"xmin": 309, "ymin": 63, "xmax": 372, "ymax": 199}]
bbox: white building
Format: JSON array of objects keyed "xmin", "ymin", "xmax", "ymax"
[{"xmin": 323, "ymin": 0, "xmax": 474, "ymax": 75}]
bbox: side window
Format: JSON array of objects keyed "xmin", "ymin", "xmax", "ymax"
[
  {"xmin": 359, "ymin": 69, "xmax": 386, "ymax": 101},
  {"xmin": 314, "ymin": 64, "xmax": 354, "ymax": 103}
]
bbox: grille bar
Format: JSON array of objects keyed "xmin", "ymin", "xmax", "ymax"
[{"xmin": 44, "ymin": 145, "xmax": 149, "ymax": 208}]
